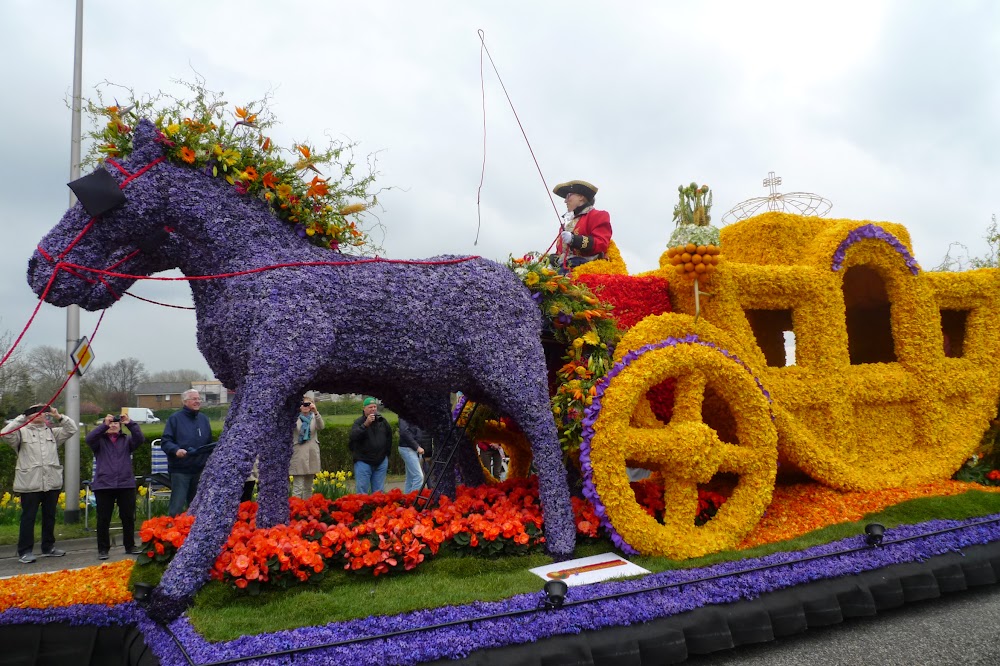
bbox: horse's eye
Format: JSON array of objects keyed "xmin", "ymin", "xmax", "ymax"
[{"xmin": 68, "ymin": 169, "xmax": 126, "ymax": 217}]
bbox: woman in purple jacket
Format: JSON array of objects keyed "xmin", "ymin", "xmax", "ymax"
[{"xmin": 85, "ymin": 412, "xmax": 144, "ymax": 560}]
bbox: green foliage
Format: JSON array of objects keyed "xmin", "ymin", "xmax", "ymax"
[
  {"xmin": 953, "ymin": 419, "xmax": 1000, "ymax": 485},
  {"xmin": 82, "ymin": 77, "xmax": 384, "ymax": 254},
  {"xmin": 673, "ymin": 182, "xmax": 713, "ymax": 227},
  {"xmin": 0, "ymin": 421, "xmax": 405, "ymax": 496}
]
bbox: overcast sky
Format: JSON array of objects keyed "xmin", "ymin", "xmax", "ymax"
[{"xmin": 1, "ymin": 1, "xmax": 998, "ymax": 379}]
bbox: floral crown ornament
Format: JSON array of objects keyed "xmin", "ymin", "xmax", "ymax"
[{"xmin": 82, "ymin": 79, "xmax": 384, "ymax": 253}]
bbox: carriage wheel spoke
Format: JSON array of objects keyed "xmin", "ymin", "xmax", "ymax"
[
  {"xmin": 670, "ymin": 372, "xmax": 708, "ymax": 422},
  {"xmin": 662, "ymin": 478, "xmax": 699, "ymax": 528}
]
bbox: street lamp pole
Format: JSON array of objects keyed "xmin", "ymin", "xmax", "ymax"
[{"xmin": 63, "ymin": 0, "xmax": 85, "ymax": 523}]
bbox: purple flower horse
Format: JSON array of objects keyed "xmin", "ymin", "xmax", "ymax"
[{"xmin": 28, "ymin": 119, "xmax": 575, "ymax": 621}]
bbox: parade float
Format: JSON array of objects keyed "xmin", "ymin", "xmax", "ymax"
[{"xmin": 5, "ymin": 87, "xmax": 1000, "ymax": 665}]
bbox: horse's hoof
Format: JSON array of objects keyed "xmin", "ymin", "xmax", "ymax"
[
  {"xmin": 145, "ymin": 587, "xmax": 194, "ymax": 625},
  {"xmin": 545, "ymin": 540, "xmax": 577, "ymax": 562}
]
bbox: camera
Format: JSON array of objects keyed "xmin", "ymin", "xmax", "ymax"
[
  {"xmin": 301, "ymin": 401, "xmax": 312, "ymax": 407},
  {"xmin": 112, "ymin": 415, "xmax": 123, "ymax": 422}
]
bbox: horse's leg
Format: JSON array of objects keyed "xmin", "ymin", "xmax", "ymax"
[
  {"xmin": 148, "ymin": 373, "xmax": 300, "ymax": 623},
  {"xmin": 470, "ymin": 342, "xmax": 576, "ymax": 558},
  {"xmin": 256, "ymin": 392, "xmax": 298, "ymax": 528}
]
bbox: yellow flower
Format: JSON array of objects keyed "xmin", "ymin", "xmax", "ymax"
[
  {"xmin": 339, "ymin": 203, "xmax": 366, "ymax": 215},
  {"xmin": 165, "ymin": 123, "xmax": 181, "ymax": 136},
  {"xmin": 524, "ymin": 272, "xmax": 540, "ymax": 287}
]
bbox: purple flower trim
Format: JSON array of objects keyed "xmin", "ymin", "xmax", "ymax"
[
  {"xmin": 831, "ymin": 224, "xmax": 920, "ymax": 275},
  {"xmin": 0, "ymin": 602, "xmax": 142, "ymax": 627},
  {"xmin": 132, "ymin": 515, "xmax": 1000, "ymax": 666},
  {"xmin": 579, "ymin": 335, "xmax": 773, "ymax": 553}
]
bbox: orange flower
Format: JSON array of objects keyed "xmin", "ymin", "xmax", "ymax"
[
  {"xmin": 242, "ymin": 166, "xmax": 258, "ymax": 182},
  {"xmin": 306, "ymin": 176, "xmax": 330, "ymax": 198},
  {"xmin": 178, "ymin": 146, "xmax": 196, "ymax": 164},
  {"xmin": 261, "ymin": 171, "xmax": 278, "ymax": 189}
]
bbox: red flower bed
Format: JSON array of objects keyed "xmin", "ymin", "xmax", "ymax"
[
  {"xmin": 136, "ymin": 478, "xmax": 723, "ymax": 593},
  {"xmin": 574, "ymin": 274, "xmax": 672, "ymax": 328}
]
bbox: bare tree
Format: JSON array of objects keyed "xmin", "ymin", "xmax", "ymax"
[
  {"xmin": 0, "ymin": 324, "xmax": 34, "ymax": 417},
  {"xmin": 28, "ymin": 345, "xmax": 69, "ymax": 407},
  {"xmin": 84, "ymin": 358, "xmax": 148, "ymax": 408},
  {"xmin": 147, "ymin": 369, "xmax": 206, "ymax": 383}
]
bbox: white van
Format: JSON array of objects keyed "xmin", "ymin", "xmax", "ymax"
[{"xmin": 123, "ymin": 407, "xmax": 161, "ymax": 424}]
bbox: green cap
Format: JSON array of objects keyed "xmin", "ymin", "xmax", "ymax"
[{"xmin": 363, "ymin": 397, "xmax": 377, "ymax": 407}]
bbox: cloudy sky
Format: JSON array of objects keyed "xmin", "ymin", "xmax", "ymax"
[{"xmin": 1, "ymin": 1, "xmax": 998, "ymax": 379}]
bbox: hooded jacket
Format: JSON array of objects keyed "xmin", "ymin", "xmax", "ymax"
[{"xmin": 1, "ymin": 414, "xmax": 78, "ymax": 493}]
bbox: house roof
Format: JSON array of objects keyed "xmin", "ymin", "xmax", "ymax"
[{"xmin": 134, "ymin": 382, "xmax": 192, "ymax": 396}]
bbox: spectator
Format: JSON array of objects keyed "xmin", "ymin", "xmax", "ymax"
[
  {"xmin": 550, "ymin": 180, "xmax": 612, "ymax": 273},
  {"xmin": 397, "ymin": 418, "xmax": 429, "ymax": 494},
  {"xmin": 160, "ymin": 389, "xmax": 214, "ymax": 516},
  {"xmin": 241, "ymin": 458, "xmax": 258, "ymax": 503},
  {"xmin": 290, "ymin": 393, "xmax": 324, "ymax": 499},
  {"xmin": 85, "ymin": 412, "xmax": 144, "ymax": 559},
  {"xmin": 348, "ymin": 397, "xmax": 392, "ymax": 494},
  {"xmin": 478, "ymin": 440, "xmax": 504, "ymax": 480},
  {"xmin": 1, "ymin": 404, "xmax": 77, "ymax": 564}
]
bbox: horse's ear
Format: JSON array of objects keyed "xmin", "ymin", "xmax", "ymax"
[{"xmin": 130, "ymin": 119, "xmax": 165, "ymax": 163}]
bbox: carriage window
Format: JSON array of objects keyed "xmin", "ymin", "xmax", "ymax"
[
  {"xmin": 744, "ymin": 309, "xmax": 795, "ymax": 367},
  {"xmin": 940, "ymin": 309, "xmax": 969, "ymax": 358},
  {"xmin": 843, "ymin": 265, "xmax": 896, "ymax": 364}
]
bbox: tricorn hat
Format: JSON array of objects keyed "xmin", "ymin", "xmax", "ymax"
[{"xmin": 553, "ymin": 180, "xmax": 598, "ymax": 200}]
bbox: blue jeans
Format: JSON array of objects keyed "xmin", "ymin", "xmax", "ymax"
[
  {"xmin": 399, "ymin": 447, "xmax": 424, "ymax": 494},
  {"xmin": 168, "ymin": 471, "xmax": 202, "ymax": 516},
  {"xmin": 354, "ymin": 458, "xmax": 388, "ymax": 494}
]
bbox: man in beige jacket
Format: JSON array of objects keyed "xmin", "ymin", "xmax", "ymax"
[{"xmin": 2, "ymin": 403, "xmax": 78, "ymax": 563}]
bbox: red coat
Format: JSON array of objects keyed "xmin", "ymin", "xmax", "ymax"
[{"xmin": 558, "ymin": 208, "xmax": 612, "ymax": 257}]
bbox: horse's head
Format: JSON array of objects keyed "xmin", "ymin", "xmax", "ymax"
[{"xmin": 28, "ymin": 119, "xmax": 176, "ymax": 310}]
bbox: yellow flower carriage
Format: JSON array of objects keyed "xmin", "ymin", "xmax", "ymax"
[{"xmin": 586, "ymin": 211, "xmax": 1000, "ymax": 558}]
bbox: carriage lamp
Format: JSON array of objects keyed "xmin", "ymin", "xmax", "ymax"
[
  {"xmin": 132, "ymin": 582, "xmax": 154, "ymax": 604},
  {"xmin": 864, "ymin": 523, "xmax": 886, "ymax": 546},
  {"xmin": 541, "ymin": 580, "xmax": 568, "ymax": 610}
]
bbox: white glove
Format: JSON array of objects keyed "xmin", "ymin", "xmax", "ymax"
[{"xmin": 561, "ymin": 230, "xmax": 573, "ymax": 245}]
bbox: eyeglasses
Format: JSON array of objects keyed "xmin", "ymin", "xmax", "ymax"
[{"xmin": 300, "ymin": 402, "xmax": 312, "ymax": 407}]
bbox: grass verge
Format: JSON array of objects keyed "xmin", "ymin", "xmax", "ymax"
[{"xmin": 0, "ymin": 520, "xmax": 93, "ymax": 545}]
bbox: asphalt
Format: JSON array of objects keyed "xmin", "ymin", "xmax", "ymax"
[{"xmin": 0, "ymin": 531, "xmax": 142, "ymax": 579}]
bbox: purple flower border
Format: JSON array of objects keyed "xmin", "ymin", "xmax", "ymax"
[
  {"xmin": 578, "ymin": 334, "xmax": 773, "ymax": 553},
  {"xmin": 3, "ymin": 515, "xmax": 1000, "ymax": 665},
  {"xmin": 0, "ymin": 602, "xmax": 142, "ymax": 627},
  {"xmin": 831, "ymin": 224, "xmax": 920, "ymax": 275}
]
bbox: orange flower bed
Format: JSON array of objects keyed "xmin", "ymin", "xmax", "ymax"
[
  {"xmin": 737, "ymin": 479, "xmax": 1000, "ymax": 549},
  {"xmin": 0, "ymin": 560, "xmax": 134, "ymax": 611}
]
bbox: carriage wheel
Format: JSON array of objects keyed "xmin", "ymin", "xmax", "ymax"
[
  {"xmin": 474, "ymin": 426, "xmax": 534, "ymax": 482},
  {"xmin": 585, "ymin": 339, "xmax": 777, "ymax": 559}
]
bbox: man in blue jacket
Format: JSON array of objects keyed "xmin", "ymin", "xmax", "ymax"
[{"xmin": 160, "ymin": 389, "xmax": 214, "ymax": 516}]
